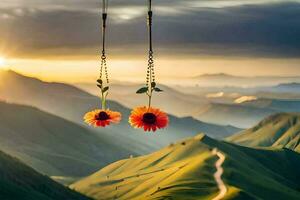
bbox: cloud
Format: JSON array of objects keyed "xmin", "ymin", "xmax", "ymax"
[
  {"xmin": 0, "ymin": 2, "xmax": 299, "ymax": 58},
  {"xmin": 2, "ymin": 0, "xmax": 299, "ymax": 10}
]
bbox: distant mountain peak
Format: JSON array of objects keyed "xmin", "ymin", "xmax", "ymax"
[
  {"xmin": 276, "ymin": 82, "xmax": 300, "ymax": 87},
  {"xmin": 0, "ymin": 69, "xmax": 19, "ymax": 76},
  {"xmin": 0, "ymin": 69, "xmax": 40, "ymax": 83},
  {"xmin": 195, "ymin": 73, "xmax": 237, "ymax": 78}
]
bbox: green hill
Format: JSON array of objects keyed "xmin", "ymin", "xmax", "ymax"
[
  {"xmin": 0, "ymin": 150, "xmax": 91, "ymax": 200},
  {"xmin": 71, "ymin": 134, "xmax": 300, "ymax": 200},
  {"xmin": 0, "ymin": 101, "xmax": 134, "ymax": 178},
  {"xmin": 0, "ymin": 70, "xmax": 240, "ymax": 154},
  {"xmin": 227, "ymin": 113, "xmax": 300, "ymax": 153}
]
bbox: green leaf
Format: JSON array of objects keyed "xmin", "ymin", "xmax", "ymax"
[
  {"xmin": 136, "ymin": 87, "xmax": 148, "ymax": 94},
  {"xmin": 154, "ymin": 87, "xmax": 163, "ymax": 92},
  {"xmin": 97, "ymin": 84, "xmax": 102, "ymax": 89},
  {"xmin": 97, "ymin": 79, "xmax": 103, "ymax": 84},
  {"xmin": 102, "ymin": 86, "xmax": 109, "ymax": 93}
]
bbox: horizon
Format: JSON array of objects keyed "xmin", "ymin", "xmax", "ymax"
[
  {"xmin": 2, "ymin": 69, "xmax": 300, "ymax": 88},
  {"xmin": 1, "ymin": 57, "xmax": 300, "ymax": 84}
]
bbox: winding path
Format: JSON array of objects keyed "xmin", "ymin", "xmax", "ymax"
[{"xmin": 212, "ymin": 148, "xmax": 227, "ymax": 200}]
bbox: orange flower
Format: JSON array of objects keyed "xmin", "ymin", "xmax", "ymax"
[
  {"xmin": 129, "ymin": 106, "xmax": 169, "ymax": 132},
  {"xmin": 84, "ymin": 109, "xmax": 121, "ymax": 127}
]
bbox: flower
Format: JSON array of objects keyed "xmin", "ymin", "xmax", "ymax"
[
  {"xmin": 129, "ymin": 106, "xmax": 169, "ymax": 132},
  {"xmin": 84, "ymin": 109, "xmax": 121, "ymax": 127}
]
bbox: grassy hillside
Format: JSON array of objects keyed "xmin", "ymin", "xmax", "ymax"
[
  {"xmin": 0, "ymin": 150, "xmax": 91, "ymax": 200},
  {"xmin": 71, "ymin": 134, "xmax": 300, "ymax": 200},
  {"xmin": 0, "ymin": 101, "xmax": 134, "ymax": 178},
  {"xmin": 0, "ymin": 70, "xmax": 240, "ymax": 154},
  {"xmin": 227, "ymin": 113, "xmax": 300, "ymax": 153}
]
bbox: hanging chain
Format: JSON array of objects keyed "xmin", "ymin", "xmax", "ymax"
[
  {"xmin": 136, "ymin": 0, "xmax": 163, "ymax": 108},
  {"xmin": 145, "ymin": 0, "xmax": 158, "ymax": 109},
  {"xmin": 146, "ymin": 0, "xmax": 155, "ymax": 88},
  {"xmin": 98, "ymin": 0, "xmax": 109, "ymax": 109},
  {"xmin": 99, "ymin": 0, "xmax": 109, "ymax": 84}
]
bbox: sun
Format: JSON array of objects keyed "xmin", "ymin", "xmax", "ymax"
[{"xmin": 0, "ymin": 57, "xmax": 6, "ymax": 68}]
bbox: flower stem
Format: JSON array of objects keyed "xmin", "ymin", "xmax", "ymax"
[
  {"xmin": 101, "ymin": 92, "xmax": 106, "ymax": 110},
  {"xmin": 147, "ymin": 88, "xmax": 153, "ymax": 109},
  {"xmin": 148, "ymin": 95, "xmax": 152, "ymax": 109}
]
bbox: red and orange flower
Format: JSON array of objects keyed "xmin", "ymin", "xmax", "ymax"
[
  {"xmin": 129, "ymin": 106, "xmax": 169, "ymax": 132},
  {"xmin": 84, "ymin": 109, "xmax": 121, "ymax": 127}
]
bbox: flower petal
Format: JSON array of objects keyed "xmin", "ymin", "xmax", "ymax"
[
  {"xmin": 129, "ymin": 106, "xmax": 169, "ymax": 132},
  {"xmin": 84, "ymin": 109, "xmax": 122, "ymax": 127}
]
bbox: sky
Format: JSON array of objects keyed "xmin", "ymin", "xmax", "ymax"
[{"xmin": 0, "ymin": 0, "xmax": 299, "ymax": 83}]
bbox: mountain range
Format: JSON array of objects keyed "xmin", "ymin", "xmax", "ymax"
[
  {"xmin": 0, "ymin": 70, "xmax": 240, "ymax": 155},
  {"xmin": 1, "ymin": 69, "xmax": 300, "ymax": 199},
  {"xmin": 188, "ymin": 98, "xmax": 300, "ymax": 128},
  {"xmin": 76, "ymin": 82, "xmax": 208, "ymax": 117},
  {"xmin": 71, "ymin": 133, "xmax": 300, "ymax": 200},
  {"xmin": 0, "ymin": 101, "xmax": 134, "ymax": 179},
  {"xmin": 262, "ymin": 82, "xmax": 300, "ymax": 93},
  {"xmin": 193, "ymin": 102, "xmax": 277, "ymax": 128},
  {"xmin": 240, "ymin": 98, "xmax": 300, "ymax": 113},
  {"xmin": 77, "ymin": 79, "xmax": 300, "ymax": 129},
  {"xmin": 177, "ymin": 82, "xmax": 300, "ymax": 100},
  {"xmin": 191, "ymin": 73, "xmax": 300, "ymax": 87}
]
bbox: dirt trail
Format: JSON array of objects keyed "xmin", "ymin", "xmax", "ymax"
[{"xmin": 212, "ymin": 148, "xmax": 227, "ymax": 200}]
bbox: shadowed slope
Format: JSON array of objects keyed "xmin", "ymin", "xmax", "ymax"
[
  {"xmin": 228, "ymin": 113, "xmax": 300, "ymax": 152},
  {"xmin": 0, "ymin": 150, "xmax": 91, "ymax": 200},
  {"xmin": 0, "ymin": 101, "xmax": 133, "ymax": 177},
  {"xmin": 71, "ymin": 134, "xmax": 300, "ymax": 200}
]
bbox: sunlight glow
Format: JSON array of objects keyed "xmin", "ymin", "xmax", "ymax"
[{"xmin": 0, "ymin": 57, "xmax": 6, "ymax": 68}]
